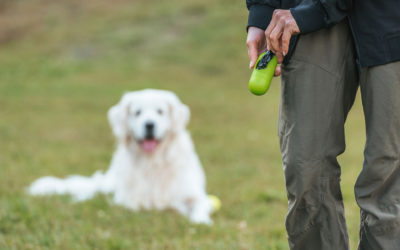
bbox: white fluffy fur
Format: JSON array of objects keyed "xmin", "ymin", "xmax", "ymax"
[{"xmin": 28, "ymin": 89, "xmax": 213, "ymax": 224}]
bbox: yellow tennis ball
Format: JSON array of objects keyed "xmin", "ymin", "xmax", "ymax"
[{"xmin": 208, "ymin": 195, "xmax": 221, "ymax": 212}]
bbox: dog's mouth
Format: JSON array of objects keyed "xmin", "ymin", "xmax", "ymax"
[{"xmin": 140, "ymin": 139, "xmax": 160, "ymax": 153}]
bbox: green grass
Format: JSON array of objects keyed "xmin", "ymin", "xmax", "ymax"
[{"xmin": 0, "ymin": 0, "xmax": 365, "ymax": 249}]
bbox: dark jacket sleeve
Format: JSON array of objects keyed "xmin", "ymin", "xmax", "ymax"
[
  {"xmin": 247, "ymin": 0, "xmax": 352, "ymax": 33},
  {"xmin": 246, "ymin": 0, "xmax": 281, "ymax": 31},
  {"xmin": 291, "ymin": 0, "xmax": 352, "ymax": 34}
]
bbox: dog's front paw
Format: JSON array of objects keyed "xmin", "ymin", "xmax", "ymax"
[{"xmin": 189, "ymin": 214, "xmax": 213, "ymax": 225}]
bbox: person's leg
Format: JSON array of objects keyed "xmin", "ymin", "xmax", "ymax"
[
  {"xmin": 356, "ymin": 61, "xmax": 400, "ymax": 250},
  {"xmin": 279, "ymin": 20, "xmax": 358, "ymax": 250}
]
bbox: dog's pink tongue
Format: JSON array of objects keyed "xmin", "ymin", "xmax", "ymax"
[{"xmin": 142, "ymin": 139, "xmax": 158, "ymax": 152}]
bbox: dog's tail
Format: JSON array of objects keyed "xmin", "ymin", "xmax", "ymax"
[{"xmin": 28, "ymin": 170, "xmax": 113, "ymax": 201}]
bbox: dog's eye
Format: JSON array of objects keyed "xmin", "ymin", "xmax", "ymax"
[
  {"xmin": 157, "ymin": 109, "xmax": 163, "ymax": 115},
  {"xmin": 135, "ymin": 110, "xmax": 141, "ymax": 117}
]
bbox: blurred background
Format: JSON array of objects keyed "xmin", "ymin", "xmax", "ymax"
[{"xmin": 0, "ymin": 0, "xmax": 366, "ymax": 249}]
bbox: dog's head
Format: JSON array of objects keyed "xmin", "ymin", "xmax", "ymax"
[{"xmin": 108, "ymin": 89, "xmax": 190, "ymax": 153}]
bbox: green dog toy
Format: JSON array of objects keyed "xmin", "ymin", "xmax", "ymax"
[{"xmin": 248, "ymin": 50, "xmax": 278, "ymax": 95}]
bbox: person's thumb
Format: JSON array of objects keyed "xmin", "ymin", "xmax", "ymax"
[
  {"xmin": 248, "ymin": 42, "xmax": 259, "ymax": 69},
  {"xmin": 274, "ymin": 64, "xmax": 281, "ymax": 76}
]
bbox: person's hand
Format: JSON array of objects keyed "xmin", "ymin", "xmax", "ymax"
[
  {"xmin": 246, "ymin": 26, "xmax": 281, "ymax": 76},
  {"xmin": 246, "ymin": 26, "xmax": 267, "ymax": 69},
  {"xmin": 265, "ymin": 9, "xmax": 300, "ymax": 64}
]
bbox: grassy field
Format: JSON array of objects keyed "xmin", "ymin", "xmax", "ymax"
[{"xmin": 0, "ymin": 0, "xmax": 366, "ymax": 249}]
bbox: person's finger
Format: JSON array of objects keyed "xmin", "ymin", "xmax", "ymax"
[
  {"xmin": 247, "ymin": 41, "xmax": 259, "ymax": 69},
  {"xmin": 269, "ymin": 21, "xmax": 284, "ymax": 53},
  {"xmin": 260, "ymin": 39, "xmax": 268, "ymax": 53},
  {"xmin": 275, "ymin": 51, "xmax": 284, "ymax": 64},
  {"xmin": 265, "ymin": 12, "xmax": 278, "ymax": 51},
  {"xmin": 281, "ymin": 24, "xmax": 292, "ymax": 56},
  {"xmin": 274, "ymin": 65, "xmax": 282, "ymax": 76}
]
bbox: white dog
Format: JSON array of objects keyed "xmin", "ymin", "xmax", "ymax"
[{"xmin": 29, "ymin": 89, "xmax": 213, "ymax": 224}]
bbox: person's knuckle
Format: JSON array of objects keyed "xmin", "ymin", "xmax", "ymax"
[{"xmin": 269, "ymin": 33, "xmax": 275, "ymax": 40}]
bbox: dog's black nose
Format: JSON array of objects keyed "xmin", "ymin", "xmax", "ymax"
[
  {"xmin": 145, "ymin": 122, "xmax": 154, "ymax": 139},
  {"xmin": 145, "ymin": 122, "xmax": 154, "ymax": 130}
]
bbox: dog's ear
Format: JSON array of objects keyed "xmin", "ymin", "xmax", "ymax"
[
  {"xmin": 108, "ymin": 99, "xmax": 129, "ymax": 141},
  {"xmin": 167, "ymin": 93, "xmax": 190, "ymax": 132}
]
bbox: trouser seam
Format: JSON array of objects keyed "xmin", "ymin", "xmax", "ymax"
[{"xmin": 288, "ymin": 57, "xmax": 341, "ymax": 80}]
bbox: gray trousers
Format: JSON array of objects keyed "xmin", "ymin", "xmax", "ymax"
[{"xmin": 279, "ymin": 20, "xmax": 400, "ymax": 250}]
